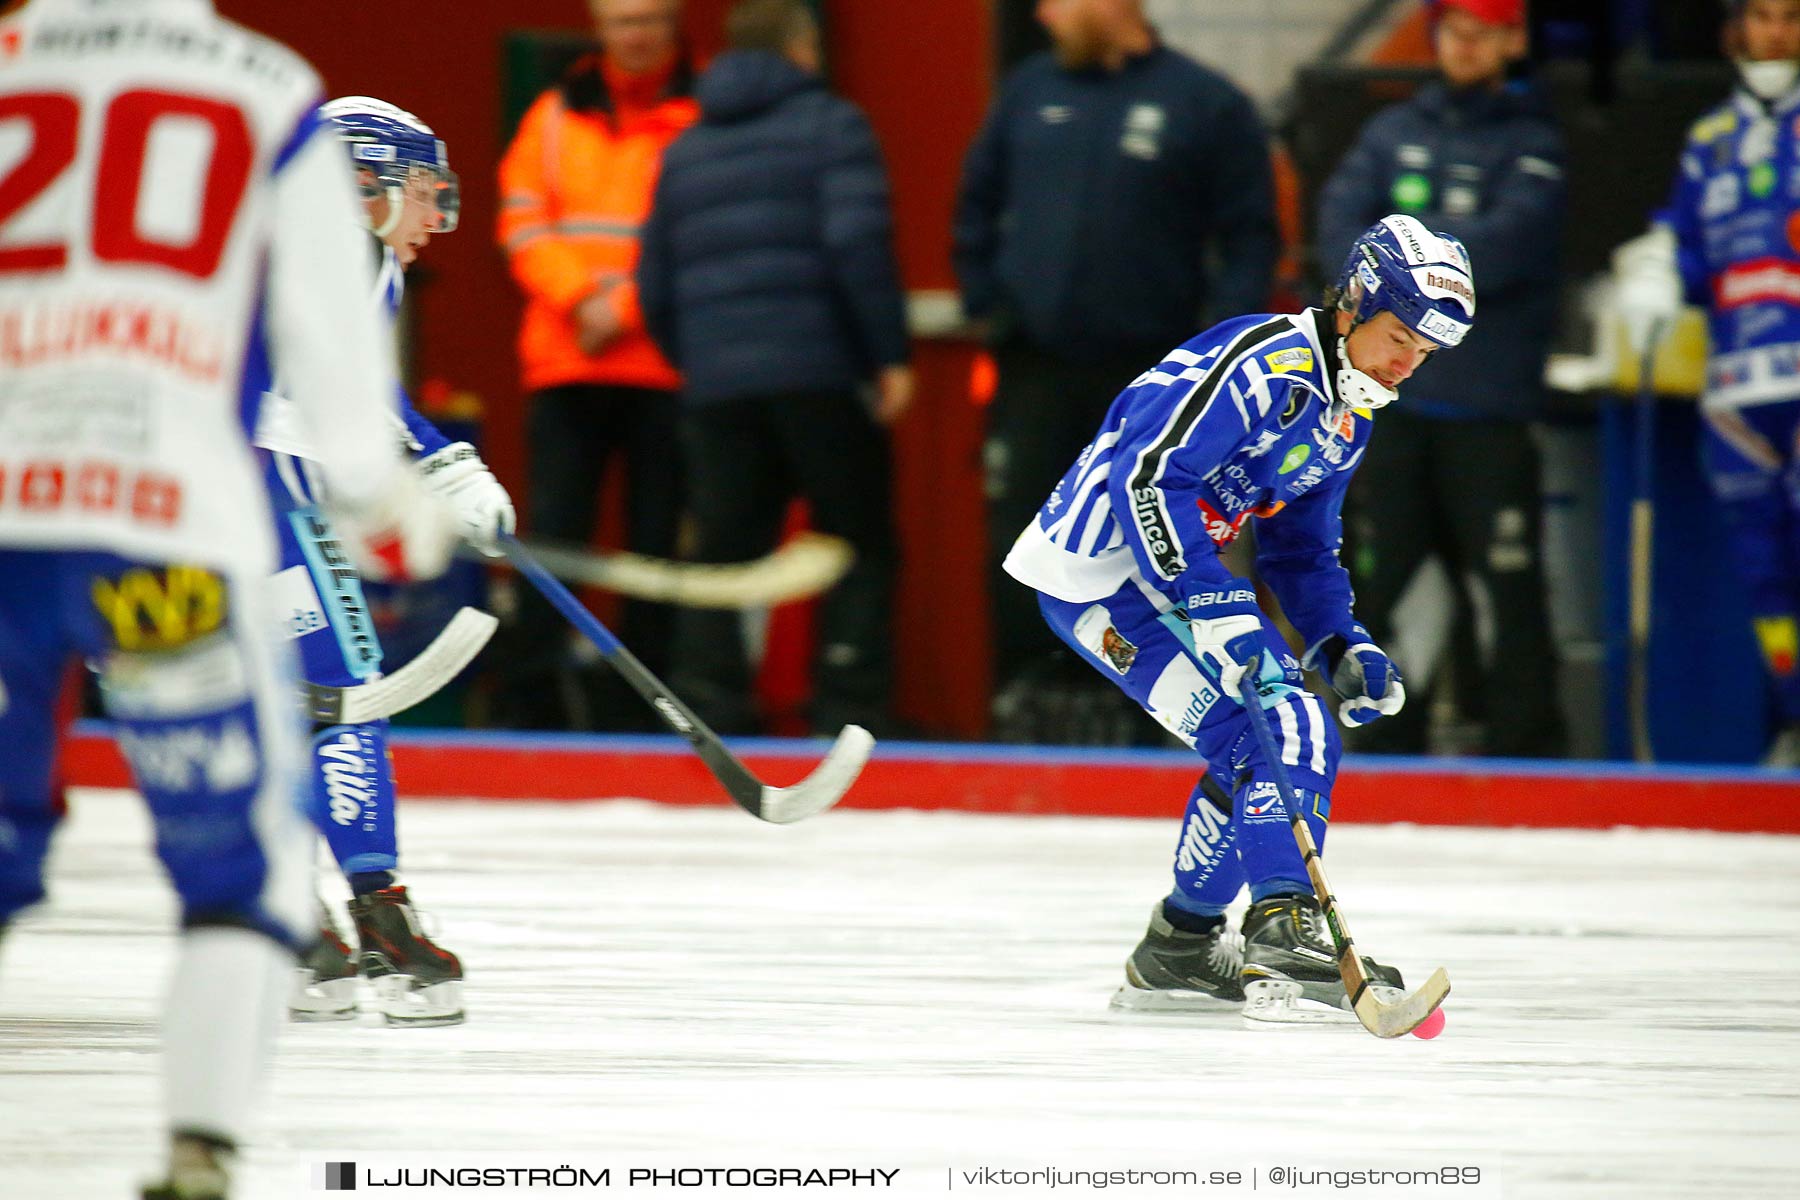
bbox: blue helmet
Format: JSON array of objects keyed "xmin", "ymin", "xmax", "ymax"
[
  {"xmin": 1333, "ymin": 215, "xmax": 1475, "ymax": 349},
  {"xmin": 320, "ymin": 96, "xmax": 459, "ymax": 235}
]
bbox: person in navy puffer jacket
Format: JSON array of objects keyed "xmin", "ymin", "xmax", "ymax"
[
  {"xmin": 637, "ymin": 0, "xmax": 911, "ymax": 736},
  {"xmin": 1315, "ymin": 0, "xmax": 1567, "ymax": 758},
  {"xmin": 955, "ymin": 0, "xmax": 1279, "ymax": 743}
]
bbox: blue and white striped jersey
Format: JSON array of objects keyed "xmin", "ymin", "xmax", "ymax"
[
  {"xmin": 1004, "ymin": 308, "xmax": 1369, "ymax": 649},
  {"xmin": 1662, "ymin": 84, "xmax": 1800, "ymax": 411}
]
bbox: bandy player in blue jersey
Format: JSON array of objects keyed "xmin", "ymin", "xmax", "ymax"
[
  {"xmin": 259, "ymin": 99, "xmax": 515, "ymax": 1027},
  {"xmin": 1005, "ymin": 215, "xmax": 1476, "ymax": 1023},
  {"xmin": 1617, "ymin": 0, "xmax": 1800, "ymax": 765}
]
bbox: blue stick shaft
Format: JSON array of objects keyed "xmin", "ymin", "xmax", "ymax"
[
  {"xmin": 500, "ymin": 534, "xmax": 623, "ymax": 657},
  {"xmin": 1223, "ymin": 633, "xmax": 1304, "ymax": 824}
]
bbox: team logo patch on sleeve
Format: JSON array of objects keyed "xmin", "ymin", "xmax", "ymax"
[
  {"xmin": 1263, "ymin": 348, "xmax": 1314, "ymax": 375},
  {"xmin": 1100, "ymin": 626, "xmax": 1139, "ymax": 673},
  {"xmin": 1072, "ymin": 604, "xmax": 1139, "ymax": 675}
]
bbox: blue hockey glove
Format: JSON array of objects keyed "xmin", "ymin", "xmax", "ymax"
[{"xmin": 1305, "ymin": 627, "xmax": 1406, "ymax": 727}]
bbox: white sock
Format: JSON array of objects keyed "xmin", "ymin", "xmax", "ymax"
[{"xmin": 162, "ymin": 926, "xmax": 292, "ymax": 1148}]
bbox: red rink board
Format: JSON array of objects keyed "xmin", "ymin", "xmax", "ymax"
[{"xmin": 59, "ymin": 724, "xmax": 1800, "ymax": 833}]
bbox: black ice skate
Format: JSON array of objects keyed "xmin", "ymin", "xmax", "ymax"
[
  {"xmin": 1239, "ymin": 893, "xmax": 1403, "ymax": 1026},
  {"xmin": 140, "ymin": 1133, "xmax": 231, "ymax": 1200},
  {"xmin": 288, "ymin": 910, "xmax": 359, "ymax": 1022},
  {"xmin": 1110, "ymin": 905, "xmax": 1245, "ymax": 1011},
  {"xmin": 349, "ymin": 886, "xmax": 464, "ymax": 1026}
]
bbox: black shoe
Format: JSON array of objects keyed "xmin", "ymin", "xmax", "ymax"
[
  {"xmin": 1110, "ymin": 905, "xmax": 1245, "ymax": 1010},
  {"xmin": 1240, "ymin": 893, "xmax": 1402, "ymax": 1024},
  {"xmin": 349, "ymin": 886, "xmax": 465, "ymax": 1026}
]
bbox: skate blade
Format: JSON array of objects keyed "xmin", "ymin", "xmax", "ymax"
[
  {"xmin": 289, "ymin": 972, "xmax": 358, "ymax": 1022},
  {"xmin": 1241, "ymin": 978, "xmax": 1359, "ymax": 1026},
  {"xmin": 1109, "ymin": 983, "xmax": 1241, "ymax": 1013},
  {"xmin": 371, "ymin": 975, "xmax": 465, "ymax": 1027}
]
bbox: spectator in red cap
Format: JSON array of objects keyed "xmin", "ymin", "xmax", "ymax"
[
  {"xmin": 1433, "ymin": 0, "xmax": 1528, "ymax": 81},
  {"xmin": 1434, "ymin": 0, "xmax": 1525, "ymax": 29},
  {"xmin": 1315, "ymin": 0, "xmax": 1569, "ymax": 757}
]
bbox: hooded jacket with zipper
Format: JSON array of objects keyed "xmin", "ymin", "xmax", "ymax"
[
  {"xmin": 498, "ymin": 54, "xmax": 699, "ymax": 394},
  {"xmin": 636, "ymin": 50, "xmax": 909, "ymax": 405}
]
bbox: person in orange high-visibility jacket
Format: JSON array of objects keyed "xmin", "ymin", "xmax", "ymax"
[{"xmin": 495, "ymin": 0, "xmax": 699, "ymax": 730}]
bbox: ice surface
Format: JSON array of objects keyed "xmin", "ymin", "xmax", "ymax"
[{"xmin": 3, "ymin": 789, "xmax": 1798, "ymax": 1198}]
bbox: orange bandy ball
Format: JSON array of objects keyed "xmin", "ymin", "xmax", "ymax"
[{"xmin": 1412, "ymin": 1007, "xmax": 1447, "ymax": 1040}]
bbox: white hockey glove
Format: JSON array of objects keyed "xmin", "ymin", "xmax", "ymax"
[
  {"xmin": 1305, "ymin": 629, "xmax": 1406, "ymax": 727},
  {"xmin": 416, "ymin": 442, "xmax": 516, "ymax": 557},
  {"xmin": 330, "ymin": 467, "xmax": 458, "ymax": 583},
  {"xmin": 1183, "ymin": 583, "xmax": 1266, "ymax": 702},
  {"xmin": 1612, "ymin": 225, "xmax": 1683, "ymax": 359},
  {"xmin": 1189, "ymin": 614, "xmax": 1264, "ymax": 701}
]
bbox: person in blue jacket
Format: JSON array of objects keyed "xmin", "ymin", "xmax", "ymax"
[
  {"xmin": 1617, "ymin": 0, "xmax": 1800, "ymax": 766},
  {"xmin": 637, "ymin": 0, "xmax": 911, "ymax": 736},
  {"xmin": 1315, "ymin": 0, "xmax": 1566, "ymax": 758},
  {"xmin": 955, "ymin": 0, "xmax": 1279, "ymax": 742},
  {"xmin": 1005, "ymin": 216, "xmax": 1475, "ymax": 1022}
]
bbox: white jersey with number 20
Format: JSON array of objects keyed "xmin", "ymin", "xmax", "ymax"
[{"xmin": 0, "ymin": 0, "xmax": 407, "ymax": 574}]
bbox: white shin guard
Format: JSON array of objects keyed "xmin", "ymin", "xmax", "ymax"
[{"xmin": 163, "ymin": 926, "xmax": 293, "ymax": 1147}]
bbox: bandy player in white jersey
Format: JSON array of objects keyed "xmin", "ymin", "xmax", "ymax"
[{"xmin": 0, "ymin": 2, "xmax": 456, "ymax": 1198}]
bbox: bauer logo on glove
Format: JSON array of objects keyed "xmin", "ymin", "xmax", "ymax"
[{"xmin": 414, "ymin": 441, "xmax": 517, "ymax": 558}]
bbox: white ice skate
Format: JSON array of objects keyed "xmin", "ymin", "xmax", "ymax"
[{"xmin": 366, "ymin": 972, "xmax": 464, "ymax": 1028}]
